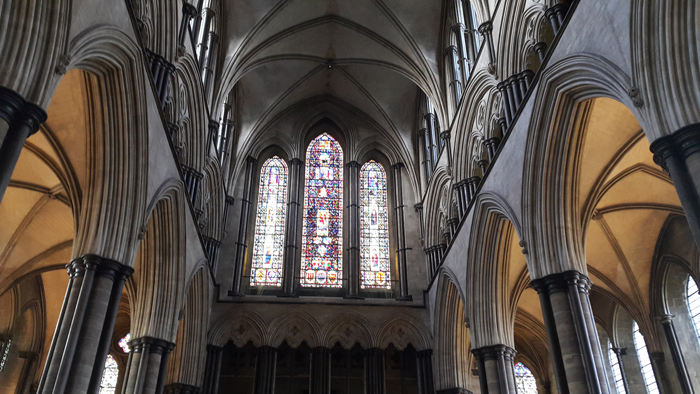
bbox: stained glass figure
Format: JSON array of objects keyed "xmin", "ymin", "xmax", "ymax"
[
  {"xmin": 118, "ymin": 333, "xmax": 131, "ymax": 353},
  {"xmin": 633, "ymin": 322, "xmax": 659, "ymax": 394},
  {"xmin": 99, "ymin": 354, "xmax": 119, "ymax": 394},
  {"xmin": 514, "ymin": 362, "xmax": 538, "ymax": 394},
  {"xmin": 301, "ymin": 133, "xmax": 343, "ymax": 288},
  {"xmin": 250, "ymin": 156, "xmax": 288, "ymax": 286},
  {"xmin": 360, "ymin": 160, "xmax": 391, "ymax": 289}
]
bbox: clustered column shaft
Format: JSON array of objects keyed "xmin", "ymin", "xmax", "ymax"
[
  {"xmin": 346, "ymin": 161, "xmax": 362, "ymax": 298},
  {"xmin": 497, "ymin": 70, "xmax": 534, "ymax": 127},
  {"xmin": 37, "ymin": 255, "xmax": 133, "ymax": 394},
  {"xmin": 122, "ymin": 337, "xmax": 176, "ymax": 394},
  {"xmin": 282, "ymin": 158, "xmax": 304, "ymax": 296},
  {"xmin": 230, "ymin": 156, "xmax": 257, "ymax": 296},
  {"xmin": 392, "ymin": 163, "xmax": 411, "ymax": 301},
  {"xmin": 610, "ymin": 347, "xmax": 630, "ymax": 394},
  {"xmin": 309, "ymin": 347, "xmax": 331, "ymax": 394},
  {"xmin": 144, "ymin": 49, "xmax": 175, "ymax": 108},
  {"xmin": 0, "ymin": 86, "xmax": 47, "ymax": 203},
  {"xmin": 180, "ymin": 164, "xmax": 204, "ymax": 207},
  {"xmin": 416, "ymin": 349, "xmax": 435, "ymax": 394},
  {"xmin": 254, "ymin": 347, "xmax": 277, "ymax": 394},
  {"xmin": 202, "ymin": 345, "xmax": 223, "ymax": 394},
  {"xmin": 655, "ymin": 315, "xmax": 694, "ymax": 394},
  {"xmin": 365, "ymin": 348, "xmax": 386, "ymax": 394},
  {"xmin": 472, "ymin": 345, "xmax": 518, "ymax": 394}
]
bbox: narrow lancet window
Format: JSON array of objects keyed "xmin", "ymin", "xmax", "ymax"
[
  {"xmin": 251, "ymin": 156, "xmax": 288, "ymax": 286},
  {"xmin": 360, "ymin": 160, "xmax": 391, "ymax": 289},
  {"xmin": 514, "ymin": 362, "xmax": 538, "ymax": 394},
  {"xmin": 633, "ymin": 322, "xmax": 659, "ymax": 394},
  {"xmin": 99, "ymin": 354, "xmax": 119, "ymax": 394},
  {"xmin": 687, "ymin": 275, "xmax": 700, "ymax": 341},
  {"xmin": 301, "ymin": 133, "xmax": 343, "ymax": 288},
  {"xmin": 609, "ymin": 342, "xmax": 626, "ymax": 394}
]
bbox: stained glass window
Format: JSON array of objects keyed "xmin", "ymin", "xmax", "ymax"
[
  {"xmin": 360, "ymin": 161, "xmax": 391, "ymax": 289},
  {"xmin": 633, "ymin": 322, "xmax": 659, "ymax": 394},
  {"xmin": 609, "ymin": 342, "xmax": 626, "ymax": 394},
  {"xmin": 99, "ymin": 354, "xmax": 119, "ymax": 394},
  {"xmin": 250, "ymin": 156, "xmax": 288, "ymax": 286},
  {"xmin": 514, "ymin": 362, "xmax": 538, "ymax": 394},
  {"xmin": 301, "ymin": 133, "xmax": 343, "ymax": 288},
  {"xmin": 687, "ymin": 276, "xmax": 700, "ymax": 341},
  {"xmin": 118, "ymin": 333, "xmax": 131, "ymax": 353}
]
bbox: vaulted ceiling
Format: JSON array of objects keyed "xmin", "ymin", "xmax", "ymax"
[{"xmin": 216, "ymin": 0, "xmax": 445, "ymax": 161}]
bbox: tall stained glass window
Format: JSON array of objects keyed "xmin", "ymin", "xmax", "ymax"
[
  {"xmin": 301, "ymin": 133, "xmax": 343, "ymax": 288},
  {"xmin": 251, "ymin": 156, "xmax": 288, "ymax": 286},
  {"xmin": 687, "ymin": 275, "xmax": 700, "ymax": 341},
  {"xmin": 514, "ymin": 362, "xmax": 538, "ymax": 394},
  {"xmin": 360, "ymin": 160, "xmax": 391, "ymax": 289},
  {"xmin": 633, "ymin": 322, "xmax": 659, "ymax": 394},
  {"xmin": 99, "ymin": 354, "xmax": 119, "ymax": 394},
  {"xmin": 609, "ymin": 342, "xmax": 626, "ymax": 394}
]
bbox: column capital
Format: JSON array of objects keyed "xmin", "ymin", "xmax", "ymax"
[
  {"xmin": 246, "ymin": 155, "xmax": 257, "ymax": 165},
  {"xmin": 346, "ymin": 161, "xmax": 361, "ymax": 168},
  {"xmin": 66, "ymin": 254, "xmax": 134, "ymax": 281},
  {"xmin": 417, "ymin": 349, "xmax": 433, "ymax": 358},
  {"xmin": 0, "ymin": 86, "xmax": 47, "ymax": 135},
  {"xmin": 451, "ymin": 23, "xmax": 465, "ymax": 34},
  {"xmin": 391, "ymin": 162, "xmax": 405, "ymax": 170},
  {"xmin": 206, "ymin": 344, "xmax": 224, "ymax": 353},
  {"xmin": 650, "ymin": 122, "xmax": 700, "ymax": 163},
  {"xmin": 533, "ymin": 41, "xmax": 548, "ymax": 55},
  {"xmin": 611, "ymin": 347, "xmax": 627, "ymax": 356},
  {"xmin": 545, "ymin": 3, "xmax": 569, "ymax": 20},
  {"xmin": 444, "ymin": 45, "xmax": 459, "ymax": 56},
  {"xmin": 530, "ymin": 270, "xmax": 591, "ymax": 295},
  {"xmin": 415, "ymin": 202, "xmax": 423, "ymax": 211},
  {"xmin": 477, "ymin": 21, "xmax": 493, "ymax": 35},
  {"xmin": 440, "ymin": 130, "xmax": 451, "ymax": 141},
  {"xmin": 289, "ymin": 157, "xmax": 303, "ymax": 165},
  {"xmin": 182, "ymin": 3, "xmax": 198, "ymax": 18},
  {"xmin": 129, "ymin": 336, "xmax": 176, "ymax": 355},
  {"xmin": 225, "ymin": 195, "xmax": 235, "ymax": 205},
  {"xmin": 655, "ymin": 314, "xmax": 675, "ymax": 325}
]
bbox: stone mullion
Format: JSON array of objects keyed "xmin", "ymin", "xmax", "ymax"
[
  {"xmin": 483, "ymin": 137, "xmax": 501, "ymax": 161},
  {"xmin": 415, "ymin": 203, "xmax": 425, "ymax": 247},
  {"xmin": 452, "ymin": 21, "xmax": 470, "ymax": 86},
  {"xmin": 196, "ymin": 8, "xmax": 215, "ymax": 66},
  {"xmin": 478, "ymin": 21, "xmax": 496, "ymax": 74},
  {"xmin": 420, "ymin": 128, "xmax": 432, "ymax": 185},
  {"xmin": 310, "ymin": 347, "xmax": 331, "ymax": 394},
  {"xmin": 346, "ymin": 161, "xmax": 362, "ymax": 298},
  {"xmin": 0, "ymin": 86, "xmax": 46, "ymax": 202},
  {"xmin": 445, "ymin": 46, "xmax": 462, "ymax": 107},
  {"xmin": 441, "ymin": 131, "xmax": 453, "ymax": 169},
  {"xmin": 425, "ymin": 112, "xmax": 439, "ymax": 168},
  {"xmin": 365, "ymin": 348, "xmax": 386, "ymax": 394},
  {"xmin": 611, "ymin": 348, "xmax": 630, "ymax": 394},
  {"xmin": 178, "ymin": 3, "xmax": 197, "ymax": 54},
  {"xmin": 282, "ymin": 158, "xmax": 303, "ymax": 296},
  {"xmin": 393, "ymin": 163, "xmax": 411, "ymax": 301},
  {"xmin": 545, "ymin": 3, "xmax": 570, "ymax": 35},
  {"xmin": 656, "ymin": 315, "xmax": 693, "ymax": 394},
  {"xmin": 230, "ymin": 156, "xmax": 257, "ymax": 296}
]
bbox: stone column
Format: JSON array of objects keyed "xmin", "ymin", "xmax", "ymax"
[
  {"xmin": 425, "ymin": 246, "xmax": 436, "ymax": 279},
  {"xmin": 254, "ymin": 346, "xmax": 277, "ymax": 394},
  {"xmin": 650, "ymin": 124, "xmax": 700, "ymax": 249},
  {"xmin": 545, "ymin": 3, "xmax": 570, "ymax": 35},
  {"xmin": 415, "ymin": 203, "xmax": 425, "ymax": 247},
  {"xmin": 533, "ymin": 42, "xmax": 548, "ymax": 64},
  {"xmin": 180, "ymin": 165, "xmax": 204, "ymax": 207},
  {"xmin": 478, "ymin": 21, "xmax": 496, "ymax": 74},
  {"xmin": 346, "ymin": 161, "xmax": 362, "ymax": 298},
  {"xmin": 282, "ymin": 158, "xmax": 303, "ymax": 297},
  {"xmin": 655, "ymin": 315, "xmax": 694, "ymax": 393},
  {"xmin": 392, "ymin": 163, "xmax": 412, "ymax": 301},
  {"xmin": 420, "ymin": 128, "xmax": 432, "ymax": 186},
  {"xmin": 177, "ymin": 3, "xmax": 198, "ymax": 54},
  {"xmin": 445, "ymin": 46, "xmax": 462, "ymax": 107},
  {"xmin": 201, "ymin": 32, "xmax": 219, "ymax": 98},
  {"xmin": 441, "ymin": 131, "xmax": 453, "ymax": 169},
  {"xmin": 531, "ymin": 271, "xmax": 611, "ymax": 394},
  {"xmin": 452, "ymin": 23, "xmax": 470, "ymax": 85},
  {"xmin": 447, "ymin": 218, "xmax": 459, "ymax": 240},
  {"xmin": 472, "ymin": 345, "xmax": 518, "ymax": 394},
  {"xmin": 649, "ymin": 352, "xmax": 670, "ymax": 394},
  {"xmin": 465, "ymin": 176, "xmax": 481, "ymax": 204},
  {"xmin": 196, "ymin": 8, "xmax": 215, "ymax": 66},
  {"xmin": 202, "ymin": 236, "xmax": 221, "ymax": 272},
  {"xmin": 0, "ymin": 86, "xmax": 47, "ymax": 203},
  {"xmin": 365, "ymin": 348, "xmax": 385, "ymax": 394},
  {"xmin": 230, "ymin": 156, "xmax": 257, "ymax": 296},
  {"xmin": 455, "ymin": 180, "xmax": 469, "ymax": 218},
  {"xmin": 483, "ymin": 137, "xmax": 501, "ymax": 161},
  {"xmin": 202, "ymin": 345, "xmax": 223, "ymax": 394},
  {"xmin": 425, "ymin": 112, "xmax": 439, "ymax": 169},
  {"xmin": 163, "ymin": 384, "xmax": 200, "ymax": 394},
  {"xmin": 497, "ymin": 81, "xmax": 513, "ymax": 126},
  {"xmin": 611, "ymin": 348, "xmax": 631, "ymax": 394},
  {"xmin": 121, "ymin": 337, "xmax": 176, "ymax": 394},
  {"xmin": 37, "ymin": 255, "xmax": 133, "ymax": 394},
  {"xmin": 310, "ymin": 347, "xmax": 331, "ymax": 394},
  {"xmin": 416, "ymin": 349, "xmax": 435, "ymax": 394}
]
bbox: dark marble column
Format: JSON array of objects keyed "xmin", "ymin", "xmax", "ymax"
[
  {"xmin": 465, "ymin": 176, "xmax": 481, "ymax": 204},
  {"xmin": 177, "ymin": 3, "xmax": 198, "ymax": 55},
  {"xmin": 392, "ymin": 163, "xmax": 412, "ymax": 301},
  {"xmin": 425, "ymin": 112, "xmax": 439, "ymax": 169},
  {"xmin": 545, "ymin": 3, "xmax": 570, "ymax": 35},
  {"xmin": 200, "ymin": 32, "xmax": 219, "ymax": 97},
  {"xmin": 611, "ymin": 348, "xmax": 630, "ymax": 394},
  {"xmin": 163, "ymin": 384, "xmax": 200, "ymax": 394},
  {"xmin": 202, "ymin": 345, "xmax": 223, "ymax": 394},
  {"xmin": 472, "ymin": 345, "xmax": 518, "ymax": 394},
  {"xmin": 447, "ymin": 218, "xmax": 459, "ymax": 240},
  {"xmin": 144, "ymin": 50, "xmax": 175, "ymax": 108},
  {"xmin": 230, "ymin": 156, "xmax": 257, "ymax": 296},
  {"xmin": 650, "ymin": 124, "xmax": 700, "ymax": 248},
  {"xmin": 202, "ymin": 236, "xmax": 221, "ymax": 272},
  {"xmin": 452, "ymin": 22, "xmax": 470, "ymax": 87},
  {"xmin": 37, "ymin": 255, "xmax": 133, "ymax": 394},
  {"xmin": 445, "ymin": 45, "xmax": 463, "ymax": 107},
  {"xmin": 531, "ymin": 271, "xmax": 611, "ymax": 394},
  {"xmin": 310, "ymin": 347, "xmax": 331, "ymax": 394},
  {"xmin": 254, "ymin": 346, "xmax": 277, "ymax": 394},
  {"xmin": 346, "ymin": 161, "xmax": 362, "ymax": 298},
  {"xmin": 416, "ymin": 349, "xmax": 435, "ymax": 394},
  {"xmin": 483, "ymin": 137, "xmax": 501, "ymax": 161},
  {"xmin": 454, "ymin": 182, "xmax": 466, "ymax": 219},
  {"xmin": 497, "ymin": 81, "xmax": 513, "ymax": 126},
  {"xmin": 121, "ymin": 337, "xmax": 176, "ymax": 394},
  {"xmin": 420, "ymin": 128, "xmax": 432, "ymax": 182},
  {"xmin": 282, "ymin": 158, "xmax": 303, "ymax": 297},
  {"xmin": 425, "ymin": 246, "xmax": 436, "ymax": 279},
  {"xmin": 655, "ymin": 315, "xmax": 694, "ymax": 393},
  {"xmin": 533, "ymin": 42, "xmax": 548, "ymax": 64},
  {"xmin": 441, "ymin": 130, "xmax": 453, "ymax": 168},
  {"xmin": 180, "ymin": 164, "xmax": 204, "ymax": 207},
  {"xmin": 415, "ymin": 203, "xmax": 425, "ymax": 247},
  {"xmin": 478, "ymin": 159, "xmax": 489, "ymax": 175},
  {"xmin": 196, "ymin": 8, "xmax": 215, "ymax": 67},
  {"xmin": 365, "ymin": 348, "xmax": 385, "ymax": 394},
  {"xmin": 649, "ymin": 352, "xmax": 670, "ymax": 394},
  {"xmin": 0, "ymin": 86, "xmax": 47, "ymax": 203},
  {"xmin": 478, "ymin": 21, "xmax": 496, "ymax": 74}
]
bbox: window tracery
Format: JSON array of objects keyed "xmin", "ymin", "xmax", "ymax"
[
  {"xmin": 514, "ymin": 362, "xmax": 538, "ymax": 394},
  {"xmin": 360, "ymin": 161, "xmax": 391, "ymax": 289},
  {"xmin": 301, "ymin": 133, "xmax": 343, "ymax": 288},
  {"xmin": 633, "ymin": 322, "xmax": 659, "ymax": 394},
  {"xmin": 250, "ymin": 156, "xmax": 288, "ymax": 287},
  {"xmin": 99, "ymin": 354, "xmax": 119, "ymax": 394}
]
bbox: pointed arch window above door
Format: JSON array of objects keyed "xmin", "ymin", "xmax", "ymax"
[{"xmin": 301, "ymin": 133, "xmax": 343, "ymax": 288}]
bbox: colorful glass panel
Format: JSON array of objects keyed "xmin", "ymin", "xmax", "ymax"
[
  {"xmin": 687, "ymin": 276, "xmax": 700, "ymax": 341},
  {"xmin": 360, "ymin": 161, "xmax": 391, "ymax": 289},
  {"xmin": 633, "ymin": 322, "xmax": 659, "ymax": 394},
  {"xmin": 251, "ymin": 156, "xmax": 288, "ymax": 286},
  {"xmin": 514, "ymin": 362, "xmax": 538, "ymax": 394},
  {"xmin": 301, "ymin": 133, "xmax": 343, "ymax": 288},
  {"xmin": 118, "ymin": 333, "xmax": 131, "ymax": 353},
  {"xmin": 99, "ymin": 354, "xmax": 119, "ymax": 394}
]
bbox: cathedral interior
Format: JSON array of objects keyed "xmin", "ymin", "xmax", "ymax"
[{"xmin": 0, "ymin": 1, "xmax": 699, "ymax": 394}]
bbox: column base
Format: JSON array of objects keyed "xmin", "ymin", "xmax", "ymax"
[{"xmin": 396, "ymin": 295, "xmax": 413, "ymax": 302}]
